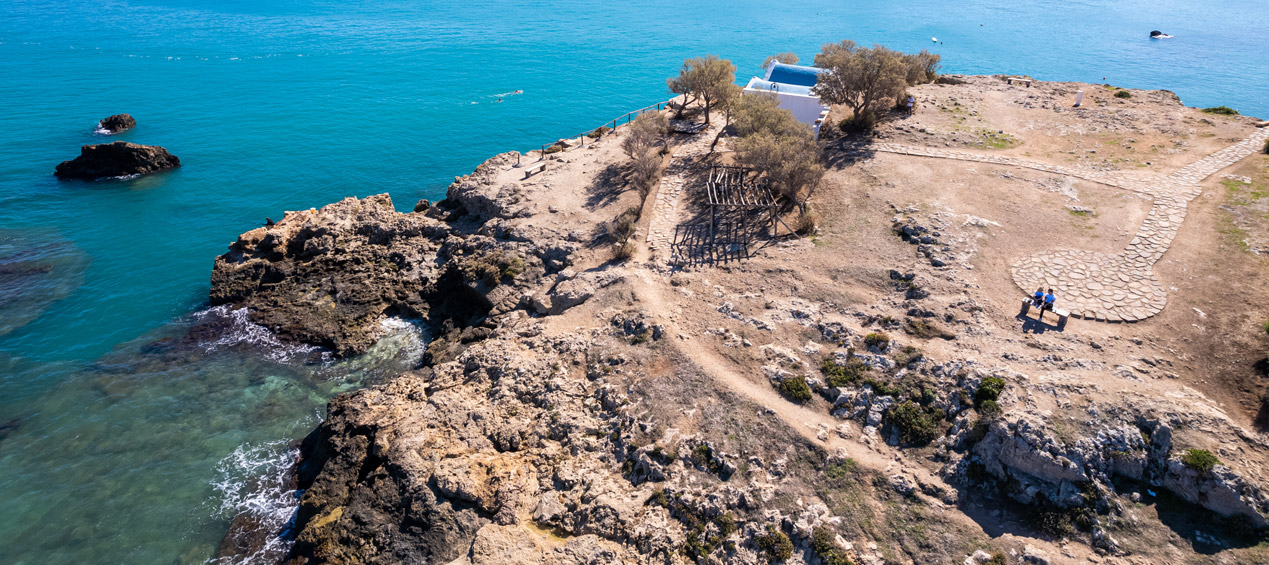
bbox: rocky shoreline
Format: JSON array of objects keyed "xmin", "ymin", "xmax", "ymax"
[{"xmin": 210, "ymin": 76, "xmax": 1269, "ymax": 564}]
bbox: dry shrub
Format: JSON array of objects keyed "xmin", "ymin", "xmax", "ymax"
[
  {"xmin": 795, "ymin": 205, "xmax": 821, "ymax": 234},
  {"xmin": 612, "ymin": 239, "xmax": 637, "ymax": 261},
  {"xmin": 622, "ymin": 111, "xmax": 670, "ymax": 159},
  {"xmin": 630, "ymin": 150, "xmax": 662, "ymax": 198}
]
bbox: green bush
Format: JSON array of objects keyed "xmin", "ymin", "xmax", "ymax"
[
  {"xmin": 755, "ymin": 525, "xmax": 794, "ymax": 562},
  {"xmin": 839, "ymin": 110, "xmax": 878, "ymax": 134},
  {"xmin": 1114, "ymin": 89, "xmax": 1132, "ymax": 99},
  {"xmin": 821, "ymin": 356, "xmax": 868, "ymax": 388},
  {"xmin": 811, "ymin": 527, "xmax": 854, "ymax": 565},
  {"xmin": 1201, "ymin": 106, "xmax": 1239, "ymax": 115},
  {"xmin": 975, "ymin": 377, "xmax": 1006, "ymax": 404},
  {"xmin": 1263, "ymin": 138, "xmax": 1269, "ymax": 155},
  {"xmin": 978, "ymin": 399, "xmax": 1002, "ymax": 419},
  {"xmin": 778, "ymin": 376, "xmax": 813, "ymax": 403},
  {"xmin": 863, "ymin": 332, "xmax": 890, "ymax": 351},
  {"xmin": 1180, "ymin": 448, "xmax": 1220, "ymax": 472},
  {"xmin": 587, "ymin": 126, "xmax": 609, "ymax": 139},
  {"xmin": 543, "ymin": 141, "xmax": 566, "ymax": 154},
  {"xmin": 886, "ymin": 400, "xmax": 942, "ymax": 446}
]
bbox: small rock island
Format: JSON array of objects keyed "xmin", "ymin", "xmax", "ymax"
[
  {"xmin": 96, "ymin": 113, "xmax": 136, "ymax": 134},
  {"xmin": 54, "ymin": 141, "xmax": 180, "ymax": 180}
]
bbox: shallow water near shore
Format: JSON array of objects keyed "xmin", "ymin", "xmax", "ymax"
[{"xmin": 0, "ymin": 0, "xmax": 1266, "ymax": 562}]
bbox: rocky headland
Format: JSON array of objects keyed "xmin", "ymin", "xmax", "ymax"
[
  {"xmin": 213, "ymin": 75, "xmax": 1269, "ymax": 564},
  {"xmin": 54, "ymin": 141, "xmax": 179, "ymax": 179}
]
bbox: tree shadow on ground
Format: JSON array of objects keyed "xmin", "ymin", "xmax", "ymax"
[
  {"xmin": 584, "ymin": 163, "xmax": 630, "ymax": 211},
  {"xmin": 823, "ymin": 136, "xmax": 877, "ymax": 171}
]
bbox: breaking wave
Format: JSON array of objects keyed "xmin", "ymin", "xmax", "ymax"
[
  {"xmin": 209, "ymin": 441, "xmax": 302, "ymax": 564},
  {"xmin": 191, "ymin": 305, "xmax": 329, "ymax": 363}
]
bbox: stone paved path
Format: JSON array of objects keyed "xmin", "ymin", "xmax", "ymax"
[
  {"xmin": 873, "ymin": 127, "xmax": 1269, "ymax": 322},
  {"xmin": 646, "ymin": 127, "xmax": 718, "ymax": 255}
]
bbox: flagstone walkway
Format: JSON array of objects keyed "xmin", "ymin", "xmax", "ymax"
[{"xmin": 873, "ymin": 127, "xmax": 1269, "ymax": 322}]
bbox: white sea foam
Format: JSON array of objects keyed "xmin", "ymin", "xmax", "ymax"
[
  {"xmin": 209, "ymin": 441, "xmax": 301, "ymax": 564},
  {"xmin": 377, "ymin": 317, "xmax": 427, "ymax": 364},
  {"xmin": 192, "ymin": 305, "xmax": 327, "ymax": 363}
]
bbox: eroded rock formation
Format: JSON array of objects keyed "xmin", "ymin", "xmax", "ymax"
[{"xmin": 53, "ymin": 141, "xmax": 179, "ymax": 179}]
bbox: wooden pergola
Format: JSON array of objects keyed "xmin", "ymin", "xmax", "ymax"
[{"xmin": 705, "ymin": 165, "xmax": 780, "ymax": 246}]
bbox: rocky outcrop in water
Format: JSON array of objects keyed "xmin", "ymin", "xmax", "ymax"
[
  {"xmin": 53, "ymin": 141, "xmax": 179, "ymax": 179},
  {"xmin": 96, "ymin": 113, "xmax": 136, "ymax": 134}
]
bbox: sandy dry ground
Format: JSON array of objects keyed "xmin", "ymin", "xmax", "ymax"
[{"xmin": 468, "ymin": 77, "xmax": 1269, "ymax": 563}]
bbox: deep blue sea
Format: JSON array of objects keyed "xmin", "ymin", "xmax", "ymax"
[{"xmin": 0, "ymin": 0, "xmax": 1266, "ymax": 562}]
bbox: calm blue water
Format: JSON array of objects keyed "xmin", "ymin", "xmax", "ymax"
[{"xmin": 0, "ymin": 0, "xmax": 1265, "ymax": 562}]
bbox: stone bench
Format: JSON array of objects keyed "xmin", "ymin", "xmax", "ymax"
[
  {"xmin": 522, "ymin": 161, "xmax": 546, "ymax": 179},
  {"xmin": 1020, "ymin": 298, "xmax": 1070, "ymax": 330},
  {"xmin": 1005, "ymin": 77, "xmax": 1033, "ymax": 87}
]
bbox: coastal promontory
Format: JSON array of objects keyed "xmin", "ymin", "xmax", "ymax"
[{"xmin": 216, "ymin": 70, "xmax": 1269, "ymax": 565}]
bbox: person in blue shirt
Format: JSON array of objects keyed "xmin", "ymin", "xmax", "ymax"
[
  {"xmin": 1032, "ymin": 287, "xmax": 1044, "ymax": 308},
  {"xmin": 1038, "ymin": 289, "xmax": 1056, "ymax": 321}
]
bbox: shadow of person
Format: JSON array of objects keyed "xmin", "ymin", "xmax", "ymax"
[{"xmin": 1016, "ymin": 313, "xmax": 1062, "ymax": 334}]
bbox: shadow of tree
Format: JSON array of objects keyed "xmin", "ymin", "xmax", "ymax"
[
  {"xmin": 584, "ymin": 163, "xmax": 630, "ymax": 211},
  {"xmin": 823, "ymin": 136, "xmax": 878, "ymax": 171}
]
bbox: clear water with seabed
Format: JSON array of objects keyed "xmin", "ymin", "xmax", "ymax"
[{"xmin": 0, "ymin": 0, "xmax": 1265, "ymax": 562}]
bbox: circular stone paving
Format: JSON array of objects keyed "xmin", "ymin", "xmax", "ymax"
[{"xmin": 1010, "ymin": 249, "xmax": 1167, "ymax": 323}]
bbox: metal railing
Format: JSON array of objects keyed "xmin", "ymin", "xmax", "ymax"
[{"xmin": 521, "ymin": 97, "xmax": 678, "ymax": 165}]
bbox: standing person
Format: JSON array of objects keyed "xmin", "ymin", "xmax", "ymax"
[
  {"xmin": 906, "ymin": 96, "xmax": 915, "ymax": 115},
  {"xmin": 1038, "ymin": 288, "xmax": 1056, "ymax": 321}
]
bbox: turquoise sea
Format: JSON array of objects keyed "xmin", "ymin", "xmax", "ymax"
[{"xmin": 0, "ymin": 0, "xmax": 1266, "ymax": 562}]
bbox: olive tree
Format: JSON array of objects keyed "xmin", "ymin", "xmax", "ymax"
[
  {"xmin": 737, "ymin": 132, "xmax": 824, "ymax": 212},
  {"xmin": 812, "ymin": 43, "xmax": 908, "ymax": 122},
  {"xmin": 667, "ymin": 55, "xmax": 737, "ymax": 124},
  {"xmin": 902, "ymin": 50, "xmax": 942, "ymax": 85},
  {"xmin": 761, "ymin": 52, "xmax": 799, "ymax": 70},
  {"xmin": 732, "ymin": 93, "xmax": 806, "ymax": 139}
]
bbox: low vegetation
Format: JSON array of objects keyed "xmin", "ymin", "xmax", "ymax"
[
  {"xmin": 863, "ymin": 332, "xmax": 891, "ymax": 351},
  {"xmin": 1114, "ymin": 89, "xmax": 1132, "ymax": 99},
  {"xmin": 754, "ymin": 525, "xmax": 794, "ymax": 562},
  {"xmin": 811, "ymin": 526, "xmax": 854, "ymax": 565},
  {"xmin": 777, "ymin": 376, "xmax": 813, "ymax": 402},
  {"xmin": 1180, "ymin": 448, "xmax": 1221, "ymax": 472},
  {"xmin": 1201, "ymin": 106, "xmax": 1239, "ymax": 115},
  {"xmin": 461, "ymin": 250, "xmax": 524, "ymax": 287},
  {"xmin": 975, "ymin": 377, "xmax": 1006, "ymax": 405},
  {"xmin": 886, "ymin": 400, "xmax": 942, "ymax": 446}
]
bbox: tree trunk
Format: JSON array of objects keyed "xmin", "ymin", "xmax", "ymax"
[{"xmin": 703, "ymin": 96, "xmax": 711, "ymax": 125}]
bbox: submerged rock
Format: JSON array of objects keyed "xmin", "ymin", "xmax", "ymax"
[
  {"xmin": 53, "ymin": 141, "xmax": 179, "ymax": 179},
  {"xmin": 96, "ymin": 113, "xmax": 136, "ymax": 134}
]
